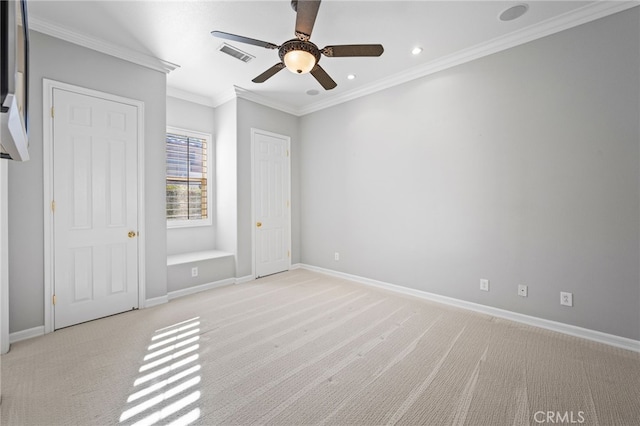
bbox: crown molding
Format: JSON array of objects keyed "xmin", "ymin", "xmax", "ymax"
[
  {"xmin": 29, "ymin": 17, "xmax": 180, "ymax": 74},
  {"xmin": 167, "ymin": 87, "xmax": 216, "ymax": 107},
  {"xmin": 211, "ymin": 87, "xmax": 238, "ymax": 108},
  {"xmin": 232, "ymin": 86, "xmax": 299, "ymax": 116},
  {"xmin": 167, "ymin": 1, "xmax": 638, "ymax": 116},
  {"xmin": 170, "ymin": 85, "xmax": 298, "ymax": 115},
  {"xmin": 298, "ymin": 0, "xmax": 640, "ymax": 116}
]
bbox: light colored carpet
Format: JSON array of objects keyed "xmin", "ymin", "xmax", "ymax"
[{"xmin": 1, "ymin": 269, "xmax": 639, "ymax": 425}]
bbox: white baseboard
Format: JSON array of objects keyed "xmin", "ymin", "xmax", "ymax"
[
  {"xmin": 148, "ymin": 275, "xmax": 254, "ymax": 306},
  {"xmin": 9, "ymin": 325, "xmax": 45, "ymax": 344},
  {"xmin": 235, "ymin": 274, "xmax": 255, "ymax": 284},
  {"xmin": 299, "ymin": 264, "xmax": 640, "ymax": 353},
  {"xmin": 168, "ymin": 278, "xmax": 236, "ymax": 300},
  {"xmin": 144, "ymin": 295, "xmax": 169, "ymax": 308},
  {"xmin": 7, "ymin": 275, "xmax": 255, "ymax": 345},
  {"xmin": 9, "ymin": 267, "xmax": 637, "ymax": 353}
]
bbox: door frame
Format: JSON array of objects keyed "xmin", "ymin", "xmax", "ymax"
[
  {"xmin": 250, "ymin": 128, "xmax": 291, "ymax": 278},
  {"xmin": 42, "ymin": 79, "xmax": 146, "ymax": 334}
]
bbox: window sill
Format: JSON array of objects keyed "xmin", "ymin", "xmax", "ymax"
[
  {"xmin": 167, "ymin": 250, "xmax": 234, "ymax": 266},
  {"xmin": 167, "ymin": 219, "xmax": 212, "ymax": 229}
]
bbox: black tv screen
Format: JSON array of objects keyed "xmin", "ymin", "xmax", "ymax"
[
  {"xmin": 1, "ymin": 0, "xmax": 9, "ymax": 110},
  {"xmin": 0, "ymin": 0, "xmax": 29, "ymax": 161}
]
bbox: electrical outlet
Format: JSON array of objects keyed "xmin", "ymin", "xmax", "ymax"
[
  {"xmin": 191, "ymin": 267, "xmax": 198, "ymax": 277},
  {"xmin": 518, "ymin": 284, "xmax": 528, "ymax": 297},
  {"xmin": 480, "ymin": 279, "xmax": 490, "ymax": 292},
  {"xmin": 560, "ymin": 291, "xmax": 573, "ymax": 307},
  {"xmin": 334, "ymin": 252, "xmax": 340, "ymax": 261}
]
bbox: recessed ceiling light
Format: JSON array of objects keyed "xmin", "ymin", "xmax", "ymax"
[
  {"xmin": 499, "ymin": 4, "xmax": 529, "ymax": 22},
  {"xmin": 411, "ymin": 47, "xmax": 423, "ymax": 55},
  {"xmin": 306, "ymin": 89, "xmax": 319, "ymax": 96},
  {"xmin": 347, "ymin": 74, "xmax": 356, "ymax": 80}
]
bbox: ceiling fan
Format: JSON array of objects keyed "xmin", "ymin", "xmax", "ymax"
[{"xmin": 211, "ymin": 0, "xmax": 384, "ymax": 90}]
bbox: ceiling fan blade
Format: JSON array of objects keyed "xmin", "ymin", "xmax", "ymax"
[
  {"xmin": 322, "ymin": 44, "xmax": 384, "ymax": 57},
  {"xmin": 310, "ymin": 64, "xmax": 337, "ymax": 90},
  {"xmin": 211, "ymin": 31, "xmax": 278, "ymax": 50},
  {"xmin": 295, "ymin": 0, "xmax": 321, "ymax": 41},
  {"xmin": 252, "ymin": 63, "xmax": 286, "ymax": 83}
]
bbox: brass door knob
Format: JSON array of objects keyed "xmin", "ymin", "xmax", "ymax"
[
  {"xmin": 256, "ymin": 222, "xmax": 262, "ymax": 228},
  {"xmin": 128, "ymin": 231, "xmax": 137, "ymax": 238}
]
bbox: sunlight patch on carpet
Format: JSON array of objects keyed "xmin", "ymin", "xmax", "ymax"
[{"xmin": 119, "ymin": 317, "xmax": 202, "ymax": 426}]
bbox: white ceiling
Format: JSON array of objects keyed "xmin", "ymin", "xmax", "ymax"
[{"xmin": 27, "ymin": 1, "xmax": 635, "ymax": 115}]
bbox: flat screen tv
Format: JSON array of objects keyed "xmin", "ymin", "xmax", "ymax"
[{"xmin": 0, "ymin": 0, "xmax": 29, "ymax": 161}]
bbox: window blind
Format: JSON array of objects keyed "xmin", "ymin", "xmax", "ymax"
[{"xmin": 166, "ymin": 133, "xmax": 208, "ymax": 221}]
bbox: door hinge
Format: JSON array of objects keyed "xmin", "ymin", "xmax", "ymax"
[
  {"xmin": 286, "ymin": 200, "xmax": 290, "ymax": 208},
  {"xmin": 51, "ymin": 200, "xmax": 56, "ymax": 213},
  {"xmin": 287, "ymin": 250, "xmax": 290, "ymax": 258},
  {"xmin": 286, "ymin": 149, "xmax": 289, "ymax": 157},
  {"xmin": 51, "ymin": 107, "xmax": 54, "ymax": 118},
  {"xmin": 52, "ymin": 294, "xmax": 57, "ymax": 305}
]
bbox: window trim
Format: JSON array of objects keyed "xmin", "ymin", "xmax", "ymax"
[{"xmin": 166, "ymin": 126, "xmax": 213, "ymax": 229}]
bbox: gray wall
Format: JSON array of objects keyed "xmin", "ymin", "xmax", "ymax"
[
  {"xmin": 237, "ymin": 98, "xmax": 300, "ymax": 276},
  {"xmin": 172, "ymin": 97, "xmax": 300, "ymax": 280},
  {"xmin": 6, "ymin": 9, "xmax": 637, "ymax": 342},
  {"xmin": 299, "ymin": 9, "xmax": 640, "ymax": 340},
  {"xmin": 170, "ymin": 97, "xmax": 300, "ymax": 279},
  {"xmin": 167, "ymin": 255, "xmax": 235, "ymax": 293},
  {"xmin": 7, "ymin": 31, "xmax": 168, "ymax": 332},
  {"xmin": 166, "ymin": 96, "xmax": 216, "ymax": 256},
  {"xmin": 213, "ymin": 99, "xmax": 238, "ymax": 267}
]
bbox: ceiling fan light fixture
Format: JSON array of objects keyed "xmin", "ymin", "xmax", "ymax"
[
  {"xmin": 212, "ymin": 0, "xmax": 383, "ymax": 90},
  {"xmin": 284, "ymin": 49, "xmax": 317, "ymax": 74}
]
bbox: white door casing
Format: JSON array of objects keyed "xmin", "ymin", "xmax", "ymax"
[
  {"xmin": 252, "ymin": 129, "xmax": 291, "ymax": 278},
  {"xmin": 43, "ymin": 80, "xmax": 145, "ymax": 332}
]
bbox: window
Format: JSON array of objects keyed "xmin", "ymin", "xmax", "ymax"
[{"xmin": 166, "ymin": 127, "xmax": 212, "ymax": 227}]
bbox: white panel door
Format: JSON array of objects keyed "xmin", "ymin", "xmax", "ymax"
[
  {"xmin": 53, "ymin": 88, "xmax": 139, "ymax": 329},
  {"xmin": 253, "ymin": 130, "xmax": 290, "ymax": 278}
]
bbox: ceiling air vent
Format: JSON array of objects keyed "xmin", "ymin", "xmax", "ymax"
[{"xmin": 218, "ymin": 43, "xmax": 255, "ymax": 63}]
